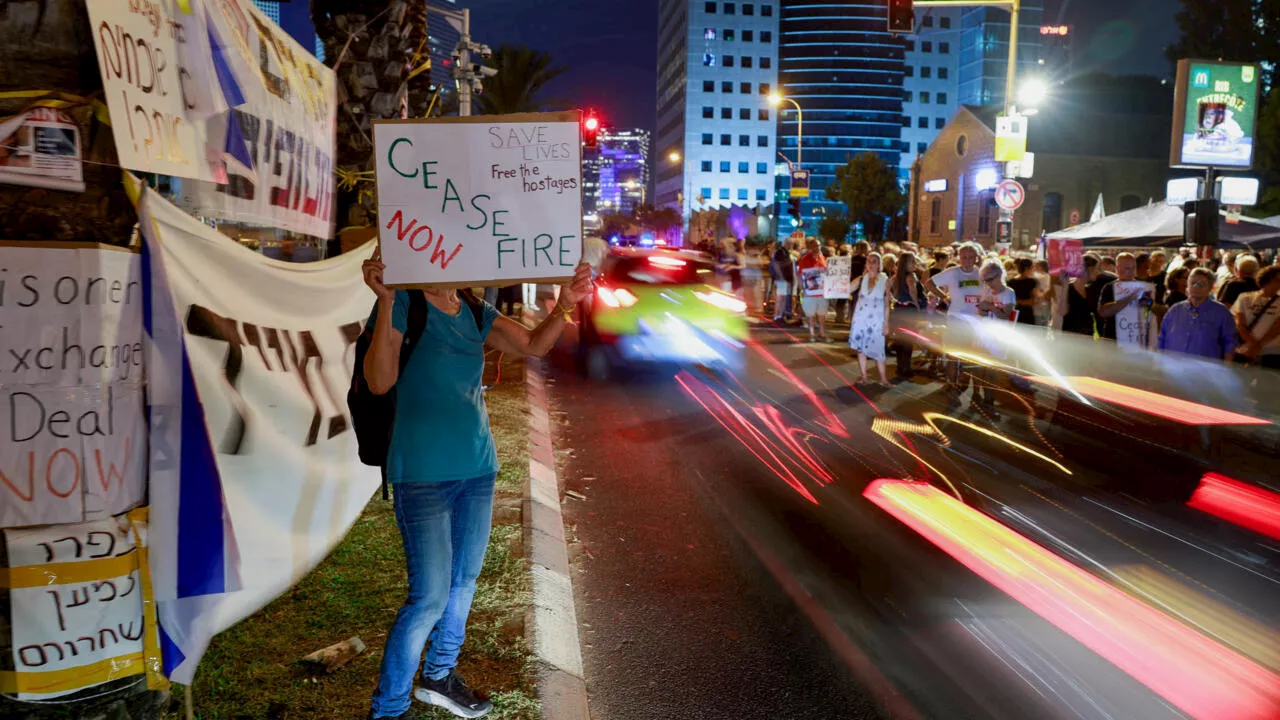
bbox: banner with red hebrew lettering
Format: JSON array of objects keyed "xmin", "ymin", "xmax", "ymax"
[
  {"xmin": 181, "ymin": 0, "xmax": 337, "ymax": 239},
  {"xmin": 0, "ymin": 243, "xmax": 147, "ymax": 529}
]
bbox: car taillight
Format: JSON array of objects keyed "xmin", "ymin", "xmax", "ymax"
[
  {"xmin": 597, "ymin": 286, "xmax": 638, "ymax": 308},
  {"xmin": 649, "ymin": 255, "xmax": 686, "ymax": 268},
  {"xmin": 694, "ymin": 290, "xmax": 746, "ymax": 313}
]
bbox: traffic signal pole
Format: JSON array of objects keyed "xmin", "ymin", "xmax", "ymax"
[
  {"xmin": 913, "ymin": 0, "xmax": 1020, "ymax": 116},
  {"xmin": 910, "ymin": 0, "xmax": 1021, "ymax": 246}
]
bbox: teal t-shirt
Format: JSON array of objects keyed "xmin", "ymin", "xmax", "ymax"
[{"xmin": 367, "ymin": 291, "xmax": 501, "ymax": 482}]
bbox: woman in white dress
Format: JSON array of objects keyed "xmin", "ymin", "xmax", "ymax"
[{"xmin": 848, "ymin": 253, "xmax": 893, "ymax": 385}]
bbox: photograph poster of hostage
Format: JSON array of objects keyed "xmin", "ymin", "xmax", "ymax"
[
  {"xmin": 372, "ymin": 111, "xmax": 584, "ymax": 287},
  {"xmin": 0, "ymin": 244, "xmax": 146, "ymax": 528}
]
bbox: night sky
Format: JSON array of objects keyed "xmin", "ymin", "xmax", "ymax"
[{"xmin": 457, "ymin": 0, "xmax": 1182, "ymax": 137}]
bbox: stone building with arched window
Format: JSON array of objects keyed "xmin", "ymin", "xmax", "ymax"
[{"xmin": 908, "ymin": 79, "xmax": 1174, "ymax": 250}]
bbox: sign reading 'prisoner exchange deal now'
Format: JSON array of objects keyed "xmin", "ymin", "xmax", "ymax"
[{"xmin": 372, "ymin": 111, "xmax": 584, "ymax": 288}]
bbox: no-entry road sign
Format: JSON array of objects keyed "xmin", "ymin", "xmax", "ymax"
[{"xmin": 994, "ymin": 179, "xmax": 1025, "ymax": 211}]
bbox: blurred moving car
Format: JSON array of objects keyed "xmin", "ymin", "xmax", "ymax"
[{"xmin": 578, "ymin": 248, "xmax": 748, "ymax": 379}]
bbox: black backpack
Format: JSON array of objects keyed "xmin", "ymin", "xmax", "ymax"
[{"xmin": 348, "ymin": 290, "xmax": 485, "ymax": 497}]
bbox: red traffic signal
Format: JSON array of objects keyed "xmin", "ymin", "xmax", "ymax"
[
  {"xmin": 888, "ymin": 0, "xmax": 914, "ymax": 33},
  {"xmin": 584, "ymin": 111, "xmax": 600, "ymax": 148}
]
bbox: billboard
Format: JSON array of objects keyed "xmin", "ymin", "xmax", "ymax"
[{"xmin": 1170, "ymin": 59, "xmax": 1261, "ymax": 169}]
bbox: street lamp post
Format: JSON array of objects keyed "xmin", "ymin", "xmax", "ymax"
[
  {"xmin": 768, "ymin": 93, "xmax": 803, "ymax": 241},
  {"xmin": 767, "ymin": 93, "xmax": 803, "ymax": 169}
]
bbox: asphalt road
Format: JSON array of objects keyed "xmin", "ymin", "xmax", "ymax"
[{"xmin": 542, "ymin": 320, "xmax": 1280, "ymax": 720}]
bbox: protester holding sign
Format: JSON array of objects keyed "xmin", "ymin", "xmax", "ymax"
[
  {"xmin": 361, "ymin": 250, "xmax": 590, "ymax": 720},
  {"xmin": 798, "ymin": 239, "xmax": 830, "ymax": 342},
  {"xmin": 1098, "ymin": 253, "xmax": 1156, "ymax": 347}
]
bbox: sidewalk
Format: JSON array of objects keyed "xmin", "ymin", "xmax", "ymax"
[{"xmin": 521, "ymin": 291, "xmax": 590, "ymax": 720}]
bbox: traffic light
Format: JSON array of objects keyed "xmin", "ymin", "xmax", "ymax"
[
  {"xmin": 888, "ymin": 0, "xmax": 914, "ymax": 33},
  {"xmin": 788, "ymin": 197, "xmax": 802, "ymax": 217},
  {"xmin": 584, "ymin": 111, "xmax": 600, "ymax": 148}
]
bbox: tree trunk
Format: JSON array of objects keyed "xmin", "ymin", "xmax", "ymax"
[{"xmin": 0, "ymin": 0, "xmax": 136, "ymax": 245}]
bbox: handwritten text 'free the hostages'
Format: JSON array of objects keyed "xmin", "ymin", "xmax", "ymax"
[{"xmin": 374, "ymin": 117, "xmax": 583, "ymax": 287}]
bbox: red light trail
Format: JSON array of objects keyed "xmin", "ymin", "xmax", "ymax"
[
  {"xmin": 1188, "ymin": 472, "xmax": 1280, "ymax": 542},
  {"xmin": 1026, "ymin": 376, "xmax": 1270, "ymax": 426},
  {"xmin": 865, "ymin": 479, "xmax": 1280, "ymax": 720}
]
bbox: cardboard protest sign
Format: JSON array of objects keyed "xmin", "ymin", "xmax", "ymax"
[
  {"xmin": 1113, "ymin": 280, "xmax": 1158, "ymax": 348},
  {"xmin": 1046, "ymin": 238, "xmax": 1084, "ymax": 277},
  {"xmin": 3, "ymin": 513, "xmax": 146, "ymax": 699},
  {"xmin": 373, "ymin": 112, "xmax": 584, "ymax": 288},
  {"xmin": 824, "ymin": 256, "xmax": 851, "ymax": 299},
  {"xmin": 86, "ymin": 0, "xmax": 219, "ymax": 181},
  {"xmin": 0, "ymin": 244, "xmax": 147, "ymax": 529}
]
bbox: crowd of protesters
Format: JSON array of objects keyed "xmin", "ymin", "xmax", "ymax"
[{"xmin": 710, "ymin": 235, "xmax": 1280, "ymax": 375}]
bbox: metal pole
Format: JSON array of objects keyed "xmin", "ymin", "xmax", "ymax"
[
  {"xmin": 458, "ymin": 8, "xmax": 471, "ymax": 117},
  {"xmin": 1003, "ymin": 0, "xmax": 1019, "ymax": 115},
  {"xmin": 789, "ymin": 99, "xmax": 804, "ymax": 169}
]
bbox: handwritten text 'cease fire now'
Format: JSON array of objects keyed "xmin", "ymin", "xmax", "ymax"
[{"xmin": 383, "ymin": 126, "xmax": 578, "ymax": 271}]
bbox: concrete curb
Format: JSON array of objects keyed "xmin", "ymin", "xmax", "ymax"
[{"xmin": 523, "ymin": 356, "xmax": 590, "ymax": 720}]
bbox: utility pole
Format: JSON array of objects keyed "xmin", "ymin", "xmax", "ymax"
[
  {"xmin": 913, "ymin": 0, "xmax": 1022, "ymax": 245},
  {"xmin": 457, "ymin": 8, "xmax": 472, "ymax": 117},
  {"xmin": 913, "ymin": 0, "xmax": 1020, "ymax": 115},
  {"xmin": 429, "ymin": 5, "xmax": 495, "ymax": 118}
]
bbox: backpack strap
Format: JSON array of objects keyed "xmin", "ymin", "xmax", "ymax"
[
  {"xmin": 401, "ymin": 290, "xmax": 429, "ymax": 371},
  {"xmin": 459, "ymin": 288, "xmax": 486, "ymax": 333}
]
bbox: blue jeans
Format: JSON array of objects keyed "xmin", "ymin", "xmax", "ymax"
[{"xmin": 371, "ymin": 474, "xmax": 496, "ymax": 717}]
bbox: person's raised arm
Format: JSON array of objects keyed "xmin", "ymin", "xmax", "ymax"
[
  {"xmin": 485, "ymin": 263, "xmax": 593, "ymax": 358},
  {"xmin": 362, "ymin": 249, "xmax": 403, "ymax": 396},
  {"xmin": 1099, "ymin": 284, "xmax": 1135, "ymax": 318}
]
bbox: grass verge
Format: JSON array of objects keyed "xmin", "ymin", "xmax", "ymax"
[{"xmin": 172, "ymin": 352, "xmax": 534, "ymax": 719}]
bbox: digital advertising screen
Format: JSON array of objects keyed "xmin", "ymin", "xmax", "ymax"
[{"xmin": 1170, "ymin": 59, "xmax": 1261, "ymax": 169}]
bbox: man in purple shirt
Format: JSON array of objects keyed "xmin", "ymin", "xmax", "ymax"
[{"xmin": 1158, "ymin": 267, "xmax": 1236, "ymax": 359}]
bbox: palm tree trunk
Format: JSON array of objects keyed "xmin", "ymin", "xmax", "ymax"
[{"xmin": 312, "ymin": 0, "xmax": 432, "ymax": 241}]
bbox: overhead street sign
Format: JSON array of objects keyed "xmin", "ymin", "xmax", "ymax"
[{"xmin": 994, "ymin": 179, "xmax": 1025, "ymax": 211}]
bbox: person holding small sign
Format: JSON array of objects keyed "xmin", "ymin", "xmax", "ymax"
[{"xmin": 362, "ymin": 249, "xmax": 591, "ymax": 720}]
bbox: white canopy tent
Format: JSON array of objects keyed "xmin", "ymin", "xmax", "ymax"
[{"xmin": 1045, "ymin": 202, "xmax": 1280, "ymax": 249}]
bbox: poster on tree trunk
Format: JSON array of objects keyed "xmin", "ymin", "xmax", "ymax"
[
  {"xmin": 0, "ymin": 243, "xmax": 147, "ymax": 529},
  {"xmin": 0, "ymin": 108, "xmax": 85, "ymax": 193},
  {"xmin": 372, "ymin": 112, "xmax": 584, "ymax": 287}
]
